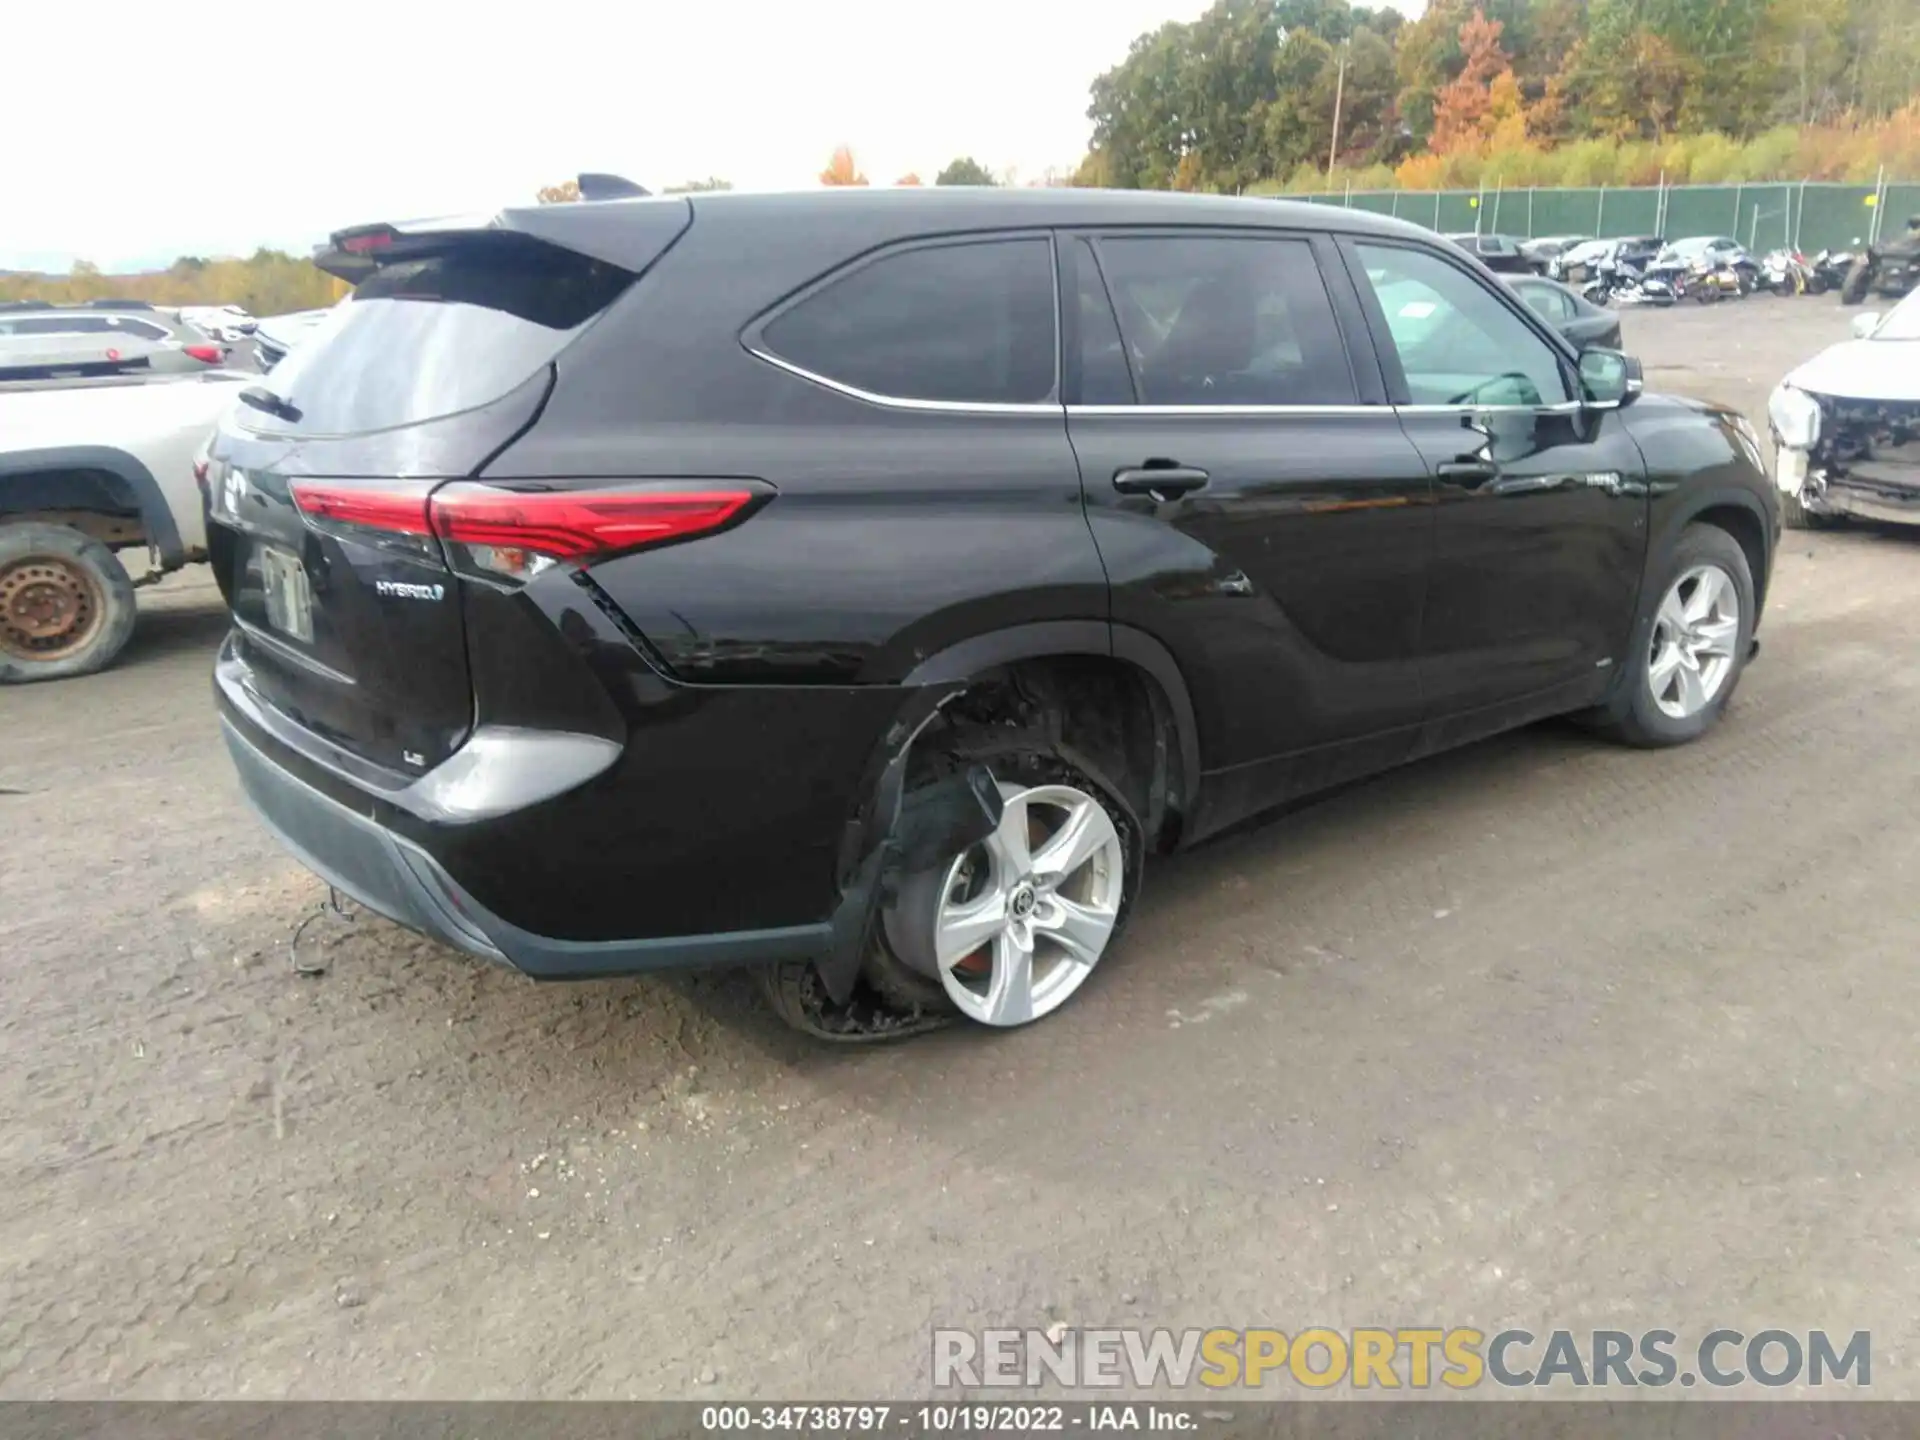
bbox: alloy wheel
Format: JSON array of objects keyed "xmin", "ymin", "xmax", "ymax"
[
  {"xmin": 928, "ymin": 782, "xmax": 1125, "ymax": 1026},
  {"xmin": 1648, "ymin": 563, "xmax": 1740, "ymax": 720}
]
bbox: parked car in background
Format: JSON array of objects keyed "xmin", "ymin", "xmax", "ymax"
[
  {"xmin": 1838, "ymin": 215, "xmax": 1920, "ymax": 305},
  {"xmin": 1519, "ymin": 234, "xmax": 1589, "ymax": 269},
  {"xmin": 253, "ymin": 303, "xmax": 343, "ymax": 371},
  {"xmin": 1443, "ymin": 232, "xmax": 1534, "ymax": 273},
  {"xmin": 1650, "ymin": 236, "xmax": 1758, "ymax": 295},
  {"xmin": 1507, "ymin": 275, "xmax": 1623, "ymax": 349},
  {"xmin": 0, "ymin": 369, "xmax": 248, "ymax": 679},
  {"xmin": 0, "ymin": 303, "xmax": 228, "ymax": 379},
  {"xmin": 181, "ymin": 305, "xmax": 258, "ymax": 342},
  {"xmin": 1552, "ymin": 236, "xmax": 1664, "ymax": 284},
  {"xmin": 1769, "ymin": 289, "xmax": 1920, "ymax": 529},
  {"xmin": 206, "ymin": 185, "xmax": 1775, "ymax": 1042}
]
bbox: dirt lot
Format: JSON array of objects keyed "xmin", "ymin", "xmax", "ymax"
[{"xmin": 4, "ymin": 296, "xmax": 1916, "ymax": 1400}]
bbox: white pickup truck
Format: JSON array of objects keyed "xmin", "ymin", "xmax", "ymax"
[{"xmin": 0, "ymin": 370, "xmax": 250, "ymax": 681}]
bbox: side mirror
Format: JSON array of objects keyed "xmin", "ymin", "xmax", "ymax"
[
  {"xmin": 1579, "ymin": 348, "xmax": 1642, "ymax": 408},
  {"xmin": 1851, "ymin": 311, "xmax": 1882, "ymax": 340}
]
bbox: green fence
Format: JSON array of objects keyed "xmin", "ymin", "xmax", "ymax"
[{"xmin": 1299, "ymin": 180, "xmax": 1920, "ymax": 253}]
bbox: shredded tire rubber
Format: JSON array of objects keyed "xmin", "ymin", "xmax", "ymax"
[{"xmin": 760, "ymin": 960, "xmax": 955, "ymax": 1043}]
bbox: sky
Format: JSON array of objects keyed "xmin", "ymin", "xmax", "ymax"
[{"xmin": 4, "ymin": 0, "xmax": 1418, "ymax": 274}]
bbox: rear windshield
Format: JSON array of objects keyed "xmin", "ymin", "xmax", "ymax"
[{"xmin": 249, "ymin": 237, "xmax": 631, "ymax": 435}]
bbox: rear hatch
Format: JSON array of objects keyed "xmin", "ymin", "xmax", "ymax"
[{"xmin": 208, "ymin": 215, "xmax": 683, "ymax": 776}]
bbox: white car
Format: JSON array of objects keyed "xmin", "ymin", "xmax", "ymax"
[
  {"xmin": 181, "ymin": 304, "xmax": 258, "ymax": 342},
  {"xmin": 0, "ymin": 370, "xmax": 249, "ymax": 680},
  {"xmin": 1768, "ymin": 291, "xmax": 1920, "ymax": 529},
  {"xmin": 253, "ymin": 303, "xmax": 344, "ymax": 370}
]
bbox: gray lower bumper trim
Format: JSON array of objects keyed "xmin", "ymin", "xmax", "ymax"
[
  {"xmin": 220, "ymin": 718, "xmax": 831, "ymax": 979},
  {"xmin": 1824, "ymin": 478, "xmax": 1920, "ymax": 527}
]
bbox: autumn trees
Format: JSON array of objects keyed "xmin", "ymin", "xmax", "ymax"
[
  {"xmin": 1082, "ymin": 0, "xmax": 1920, "ymax": 194},
  {"xmin": 820, "ymin": 146, "xmax": 868, "ymax": 186},
  {"xmin": 935, "ymin": 156, "xmax": 998, "ymax": 186}
]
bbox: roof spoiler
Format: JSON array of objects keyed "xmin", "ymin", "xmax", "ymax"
[
  {"xmin": 577, "ymin": 172, "xmax": 649, "ymax": 201},
  {"xmin": 314, "ymin": 180, "xmax": 688, "ymax": 286}
]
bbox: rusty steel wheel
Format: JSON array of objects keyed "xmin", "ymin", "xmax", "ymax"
[
  {"xmin": 0, "ymin": 524, "xmax": 138, "ymax": 683},
  {"xmin": 0, "ymin": 554, "xmax": 105, "ymax": 662}
]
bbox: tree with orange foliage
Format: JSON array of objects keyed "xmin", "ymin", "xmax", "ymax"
[
  {"xmin": 895, "ymin": 173, "xmax": 922, "ymax": 186},
  {"xmin": 536, "ymin": 179, "xmax": 583, "ymax": 204},
  {"xmin": 1429, "ymin": 9, "xmax": 1516, "ymax": 155},
  {"xmin": 820, "ymin": 147, "xmax": 869, "ymax": 186}
]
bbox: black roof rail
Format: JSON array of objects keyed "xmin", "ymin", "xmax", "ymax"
[
  {"xmin": 578, "ymin": 172, "xmax": 650, "ymax": 201},
  {"xmin": 82, "ymin": 298, "xmax": 155, "ymax": 310}
]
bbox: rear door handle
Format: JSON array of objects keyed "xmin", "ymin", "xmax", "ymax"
[
  {"xmin": 1436, "ymin": 459, "xmax": 1499, "ymax": 487},
  {"xmin": 1113, "ymin": 465, "xmax": 1210, "ymax": 500}
]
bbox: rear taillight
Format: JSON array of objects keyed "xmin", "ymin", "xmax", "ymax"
[
  {"xmin": 183, "ymin": 344, "xmax": 223, "ymax": 364},
  {"xmin": 290, "ymin": 482, "xmax": 432, "ymax": 535},
  {"xmin": 288, "ymin": 479, "xmax": 763, "ymax": 582},
  {"xmin": 428, "ymin": 483, "xmax": 761, "ymax": 583}
]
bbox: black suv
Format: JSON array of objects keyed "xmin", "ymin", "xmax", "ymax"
[{"xmin": 208, "ymin": 188, "xmax": 1777, "ymax": 1039}]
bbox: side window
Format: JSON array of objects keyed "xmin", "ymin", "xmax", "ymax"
[
  {"xmin": 14, "ymin": 316, "xmax": 90, "ymax": 335},
  {"xmin": 1517, "ymin": 283, "xmax": 1572, "ymax": 323},
  {"xmin": 1092, "ymin": 234, "xmax": 1357, "ymax": 406},
  {"xmin": 121, "ymin": 319, "xmax": 169, "ymax": 341},
  {"xmin": 760, "ymin": 238, "xmax": 1055, "ymax": 404},
  {"xmin": 1071, "ymin": 239, "xmax": 1136, "ymax": 405},
  {"xmin": 1353, "ymin": 243, "xmax": 1571, "ymax": 408}
]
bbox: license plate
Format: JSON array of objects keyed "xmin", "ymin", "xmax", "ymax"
[{"xmin": 260, "ymin": 547, "xmax": 314, "ymax": 643}]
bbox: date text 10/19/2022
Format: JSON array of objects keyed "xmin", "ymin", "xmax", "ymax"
[{"xmin": 701, "ymin": 1405, "xmax": 1194, "ymax": 1432}]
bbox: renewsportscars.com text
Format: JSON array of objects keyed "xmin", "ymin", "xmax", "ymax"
[{"xmin": 932, "ymin": 1327, "xmax": 1871, "ymax": 1391}]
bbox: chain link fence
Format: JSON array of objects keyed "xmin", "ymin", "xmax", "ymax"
[{"xmin": 1297, "ymin": 179, "xmax": 1919, "ymax": 253}]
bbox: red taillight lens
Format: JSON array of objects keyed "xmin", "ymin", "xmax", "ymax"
[
  {"xmin": 429, "ymin": 484, "xmax": 759, "ymax": 581},
  {"xmin": 290, "ymin": 481, "xmax": 433, "ymax": 535},
  {"xmin": 340, "ymin": 230, "xmax": 395, "ymax": 255},
  {"xmin": 183, "ymin": 344, "xmax": 223, "ymax": 364}
]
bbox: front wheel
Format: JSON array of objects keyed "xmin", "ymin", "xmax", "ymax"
[
  {"xmin": 0, "ymin": 523, "xmax": 138, "ymax": 683},
  {"xmin": 1586, "ymin": 524, "xmax": 1754, "ymax": 747}
]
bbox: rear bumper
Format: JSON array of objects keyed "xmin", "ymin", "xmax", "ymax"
[{"xmin": 223, "ymin": 715, "xmax": 833, "ymax": 978}]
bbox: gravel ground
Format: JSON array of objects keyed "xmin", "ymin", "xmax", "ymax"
[{"xmin": 3, "ymin": 294, "xmax": 1915, "ymax": 1400}]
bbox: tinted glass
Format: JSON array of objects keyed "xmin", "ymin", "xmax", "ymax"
[
  {"xmin": 250, "ymin": 236, "xmax": 633, "ymax": 435},
  {"xmin": 1356, "ymin": 243, "xmax": 1571, "ymax": 407},
  {"xmin": 763, "ymin": 238, "xmax": 1056, "ymax": 404},
  {"xmin": 1514, "ymin": 281, "xmax": 1573, "ymax": 322},
  {"xmin": 1072, "ymin": 239, "xmax": 1136, "ymax": 405},
  {"xmin": 10, "ymin": 315, "xmax": 104, "ymax": 335},
  {"xmin": 1094, "ymin": 235, "xmax": 1356, "ymax": 406}
]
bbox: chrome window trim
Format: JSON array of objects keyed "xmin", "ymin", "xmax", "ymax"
[
  {"xmin": 1399, "ymin": 401, "xmax": 1589, "ymax": 415},
  {"xmin": 1065, "ymin": 401, "xmax": 1591, "ymax": 417},
  {"xmin": 1065, "ymin": 403, "xmax": 1386, "ymax": 417},
  {"xmin": 745, "ymin": 346, "xmax": 1065, "ymax": 415},
  {"xmin": 737, "ymin": 362, "xmax": 1603, "ymax": 421}
]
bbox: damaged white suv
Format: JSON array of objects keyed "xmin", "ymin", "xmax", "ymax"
[{"xmin": 1769, "ymin": 292, "xmax": 1920, "ymax": 529}]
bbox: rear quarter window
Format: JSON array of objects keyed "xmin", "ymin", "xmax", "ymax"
[{"xmin": 759, "ymin": 237, "xmax": 1057, "ymax": 405}]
